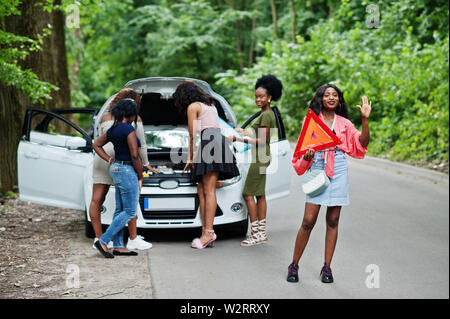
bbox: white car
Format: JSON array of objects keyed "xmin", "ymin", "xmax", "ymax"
[{"xmin": 17, "ymin": 77, "xmax": 292, "ymax": 238}]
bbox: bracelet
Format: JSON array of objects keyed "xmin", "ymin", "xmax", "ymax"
[{"xmin": 108, "ymin": 157, "xmax": 112, "ymax": 164}]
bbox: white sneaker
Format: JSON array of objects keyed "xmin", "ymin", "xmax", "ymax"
[
  {"xmin": 126, "ymin": 235, "xmax": 153, "ymax": 250},
  {"xmin": 93, "ymin": 238, "xmax": 114, "ymax": 250}
]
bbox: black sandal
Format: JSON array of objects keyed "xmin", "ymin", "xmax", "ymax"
[{"xmin": 94, "ymin": 240, "xmax": 114, "ymax": 258}]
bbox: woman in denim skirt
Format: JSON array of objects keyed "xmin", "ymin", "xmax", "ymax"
[
  {"xmin": 92, "ymin": 98, "xmax": 143, "ymax": 258},
  {"xmin": 287, "ymin": 84, "xmax": 372, "ymax": 283}
]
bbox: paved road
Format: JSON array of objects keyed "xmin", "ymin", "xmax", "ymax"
[{"xmin": 145, "ymin": 155, "xmax": 449, "ymax": 299}]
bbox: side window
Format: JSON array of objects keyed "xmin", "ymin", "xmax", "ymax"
[
  {"xmin": 25, "ymin": 109, "xmax": 92, "ymax": 151},
  {"xmin": 32, "ymin": 114, "xmax": 82, "ymax": 137},
  {"xmin": 54, "ymin": 112, "xmax": 96, "ymax": 138}
]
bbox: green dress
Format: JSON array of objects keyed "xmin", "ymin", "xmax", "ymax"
[{"xmin": 242, "ymin": 108, "xmax": 276, "ymax": 196}]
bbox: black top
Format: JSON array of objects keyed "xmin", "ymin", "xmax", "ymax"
[{"xmin": 107, "ymin": 123, "xmax": 141, "ymax": 161}]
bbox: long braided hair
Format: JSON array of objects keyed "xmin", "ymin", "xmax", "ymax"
[
  {"xmin": 309, "ymin": 84, "xmax": 348, "ymax": 119},
  {"xmin": 173, "ymin": 80, "xmax": 215, "ymax": 115}
]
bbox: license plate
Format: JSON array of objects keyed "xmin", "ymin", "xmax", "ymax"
[{"xmin": 144, "ymin": 197, "xmax": 195, "ymax": 211}]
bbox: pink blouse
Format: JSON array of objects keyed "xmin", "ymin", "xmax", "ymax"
[{"xmin": 292, "ymin": 112, "xmax": 368, "ymax": 178}]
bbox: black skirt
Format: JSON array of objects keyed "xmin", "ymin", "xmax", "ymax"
[{"xmin": 192, "ymin": 128, "xmax": 240, "ymax": 182}]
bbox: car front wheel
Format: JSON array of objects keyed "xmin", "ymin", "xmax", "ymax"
[{"xmin": 84, "ymin": 210, "xmax": 95, "ymax": 238}]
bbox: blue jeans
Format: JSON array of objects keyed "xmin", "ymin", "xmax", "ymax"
[{"xmin": 100, "ymin": 163, "xmax": 139, "ymax": 248}]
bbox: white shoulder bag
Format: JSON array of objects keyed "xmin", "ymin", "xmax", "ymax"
[{"xmin": 301, "ymin": 114, "xmax": 336, "ymax": 197}]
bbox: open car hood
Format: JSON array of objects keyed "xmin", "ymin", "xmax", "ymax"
[{"xmin": 123, "ymin": 77, "xmax": 237, "ymax": 127}]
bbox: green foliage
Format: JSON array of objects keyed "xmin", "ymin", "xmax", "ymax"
[
  {"xmin": 64, "ymin": 0, "xmax": 136, "ymax": 107},
  {"xmin": 216, "ymin": 0, "xmax": 449, "ymax": 165},
  {"xmin": 66, "ymin": 0, "xmax": 449, "ymax": 167},
  {"xmin": 0, "ymin": 0, "xmax": 57, "ymax": 103},
  {"xmin": 5, "ymin": 190, "xmax": 16, "ymax": 198},
  {"xmin": 66, "ymin": 0, "xmax": 261, "ymax": 107}
]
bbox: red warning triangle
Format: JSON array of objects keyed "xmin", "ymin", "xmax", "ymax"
[{"xmin": 293, "ymin": 109, "xmax": 342, "ymax": 157}]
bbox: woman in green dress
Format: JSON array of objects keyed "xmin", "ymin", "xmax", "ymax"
[{"xmin": 229, "ymin": 75, "xmax": 283, "ymax": 246}]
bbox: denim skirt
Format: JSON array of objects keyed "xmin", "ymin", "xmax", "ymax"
[{"xmin": 305, "ymin": 149, "xmax": 349, "ymax": 206}]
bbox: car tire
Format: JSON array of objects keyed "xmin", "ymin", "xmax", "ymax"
[
  {"xmin": 85, "ymin": 210, "xmax": 95, "ymax": 238},
  {"xmin": 218, "ymin": 218, "xmax": 248, "ymax": 238},
  {"xmin": 234, "ymin": 218, "xmax": 249, "ymax": 237}
]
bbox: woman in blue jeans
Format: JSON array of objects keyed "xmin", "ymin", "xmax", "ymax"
[{"xmin": 93, "ymin": 98, "xmax": 143, "ymax": 258}]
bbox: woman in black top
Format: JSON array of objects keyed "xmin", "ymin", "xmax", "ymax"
[{"xmin": 93, "ymin": 99, "xmax": 143, "ymax": 258}]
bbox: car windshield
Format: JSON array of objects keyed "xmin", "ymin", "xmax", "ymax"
[{"xmin": 145, "ymin": 128, "xmax": 189, "ymax": 150}]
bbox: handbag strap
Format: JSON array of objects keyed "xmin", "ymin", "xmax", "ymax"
[{"xmin": 323, "ymin": 114, "xmax": 337, "ymax": 167}]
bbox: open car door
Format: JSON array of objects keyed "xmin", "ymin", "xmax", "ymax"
[
  {"xmin": 17, "ymin": 108, "xmax": 97, "ymax": 210},
  {"xmin": 241, "ymin": 107, "xmax": 292, "ymax": 201}
]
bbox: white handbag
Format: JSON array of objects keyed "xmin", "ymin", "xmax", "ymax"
[
  {"xmin": 301, "ymin": 114, "xmax": 336, "ymax": 197},
  {"xmin": 301, "ymin": 168, "xmax": 330, "ymax": 197}
]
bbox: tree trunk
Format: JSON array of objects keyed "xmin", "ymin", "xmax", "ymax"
[
  {"xmin": 248, "ymin": 14, "xmax": 257, "ymax": 68},
  {"xmin": 0, "ymin": 84, "xmax": 28, "ymax": 194},
  {"xmin": 192, "ymin": 43, "xmax": 204, "ymax": 78},
  {"xmin": 0, "ymin": 0, "xmax": 71, "ymax": 193},
  {"xmin": 290, "ymin": 0, "xmax": 297, "ymax": 43},
  {"xmin": 270, "ymin": 0, "xmax": 278, "ymax": 39},
  {"xmin": 235, "ymin": 23, "xmax": 244, "ymax": 73},
  {"xmin": 230, "ymin": 0, "xmax": 244, "ymax": 73},
  {"xmin": 70, "ymin": 29, "xmax": 82, "ymax": 95},
  {"xmin": 5, "ymin": 0, "xmax": 71, "ymax": 111},
  {"xmin": 48, "ymin": 1, "xmax": 71, "ymax": 110}
]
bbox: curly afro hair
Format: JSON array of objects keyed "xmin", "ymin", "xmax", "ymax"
[
  {"xmin": 111, "ymin": 98, "xmax": 138, "ymax": 127},
  {"xmin": 255, "ymin": 74, "xmax": 283, "ymax": 101}
]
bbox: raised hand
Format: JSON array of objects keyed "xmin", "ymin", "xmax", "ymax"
[{"xmin": 356, "ymin": 96, "xmax": 372, "ymax": 119}]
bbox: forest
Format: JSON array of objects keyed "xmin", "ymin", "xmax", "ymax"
[{"xmin": 1, "ymin": 0, "xmax": 449, "ymax": 193}]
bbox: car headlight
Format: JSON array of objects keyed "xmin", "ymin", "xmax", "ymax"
[
  {"xmin": 216, "ymin": 175, "xmax": 241, "ymax": 188},
  {"xmin": 231, "ymin": 202, "xmax": 243, "ymax": 213}
]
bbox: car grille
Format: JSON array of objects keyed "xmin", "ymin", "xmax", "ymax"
[
  {"xmin": 139, "ymin": 194, "xmax": 223, "ymax": 220},
  {"xmin": 142, "ymin": 172, "xmax": 194, "ymax": 186}
]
